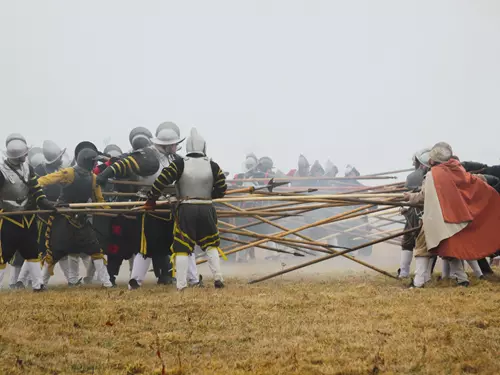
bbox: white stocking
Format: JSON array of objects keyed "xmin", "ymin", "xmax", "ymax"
[
  {"xmin": 187, "ymin": 253, "xmax": 199, "ymax": 285},
  {"xmin": 93, "ymin": 258, "xmax": 112, "ymax": 287},
  {"xmin": 9, "ymin": 265, "xmax": 22, "ymax": 286},
  {"xmin": 399, "ymin": 250, "xmax": 413, "ymax": 278},
  {"xmin": 206, "ymin": 247, "xmax": 223, "ymax": 282},
  {"xmin": 129, "ymin": 254, "xmax": 151, "ymax": 287},
  {"xmin": 175, "ymin": 255, "xmax": 189, "ymax": 290},
  {"xmin": 413, "ymin": 257, "xmax": 430, "ymax": 288}
]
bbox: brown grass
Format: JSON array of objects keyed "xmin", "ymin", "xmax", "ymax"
[{"xmin": 1, "ymin": 275, "xmax": 500, "ymax": 375}]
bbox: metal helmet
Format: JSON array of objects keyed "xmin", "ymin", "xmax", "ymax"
[
  {"xmin": 298, "ymin": 154, "xmax": 309, "ymax": 170},
  {"xmin": 310, "ymin": 160, "xmax": 325, "ymax": 176},
  {"xmin": 324, "ymin": 159, "xmax": 338, "ymax": 176},
  {"xmin": 242, "ymin": 153, "xmax": 258, "ymax": 173},
  {"xmin": 345, "ymin": 164, "xmax": 360, "ymax": 177},
  {"xmin": 103, "ymin": 144, "xmax": 122, "ymax": 158},
  {"xmin": 5, "ymin": 133, "xmax": 29, "ymax": 159},
  {"xmin": 151, "ymin": 128, "xmax": 184, "ymax": 146},
  {"xmin": 42, "ymin": 140, "xmax": 66, "ymax": 165},
  {"xmin": 5, "ymin": 133, "xmax": 26, "ymax": 147},
  {"xmin": 429, "ymin": 143, "xmax": 452, "ymax": 164},
  {"xmin": 28, "ymin": 147, "xmax": 44, "ymax": 168},
  {"xmin": 76, "ymin": 148, "xmax": 98, "ymax": 171},
  {"xmin": 433, "ymin": 141, "xmax": 453, "ymax": 156},
  {"xmin": 74, "ymin": 141, "xmax": 98, "ymax": 160},
  {"xmin": 415, "ymin": 148, "xmax": 431, "ymax": 168},
  {"xmin": 129, "ymin": 127, "xmax": 152, "ymax": 150},
  {"xmin": 185, "ymin": 128, "xmax": 206, "ymax": 155},
  {"xmin": 156, "ymin": 121, "xmax": 180, "ymax": 137},
  {"xmin": 258, "ymin": 156, "xmax": 274, "ymax": 172}
]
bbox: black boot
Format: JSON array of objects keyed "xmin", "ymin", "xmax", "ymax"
[
  {"xmin": 478, "ymin": 258, "xmax": 494, "ymax": 275},
  {"xmin": 128, "ymin": 279, "xmax": 140, "ymax": 290},
  {"xmin": 33, "ymin": 285, "xmax": 46, "ymax": 293},
  {"xmin": 214, "ymin": 280, "xmax": 225, "ymax": 289}
]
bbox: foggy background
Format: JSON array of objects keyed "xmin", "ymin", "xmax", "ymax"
[{"xmin": 1, "ymin": 0, "xmax": 499, "ymax": 176}]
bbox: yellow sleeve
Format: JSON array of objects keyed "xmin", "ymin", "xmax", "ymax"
[{"xmin": 38, "ymin": 168, "xmax": 75, "ymax": 187}]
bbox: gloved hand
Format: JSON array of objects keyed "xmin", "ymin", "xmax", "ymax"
[
  {"xmin": 38, "ymin": 199, "xmax": 57, "ymax": 213},
  {"xmin": 144, "ymin": 198, "xmax": 157, "ymax": 210}
]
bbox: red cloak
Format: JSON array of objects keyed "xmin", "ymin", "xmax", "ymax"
[{"xmin": 431, "ymin": 159, "xmax": 500, "ymax": 260}]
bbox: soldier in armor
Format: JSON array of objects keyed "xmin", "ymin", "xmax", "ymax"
[
  {"xmin": 0, "ymin": 134, "xmax": 55, "ymax": 291},
  {"xmin": 129, "ymin": 127, "xmax": 153, "ymax": 152},
  {"xmin": 96, "ymin": 127, "xmax": 185, "ymax": 289},
  {"xmin": 93, "ymin": 138, "xmax": 142, "ymax": 286},
  {"xmin": 31, "ymin": 140, "xmax": 74, "ymax": 285},
  {"xmin": 38, "ymin": 147, "xmax": 113, "ymax": 288},
  {"xmin": 309, "ymin": 161, "xmax": 326, "ymax": 186},
  {"xmin": 290, "ymin": 155, "xmax": 311, "ymax": 187},
  {"xmin": 398, "ymin": 149, "xmax": 430, "ymax": 279},
  {"xmin": 156, "ymin": 121, "xmax": 180, "ymax": 138},
  {"xmin": 145, "ymin": 128, "xmax": 227, "ymax": 290},
  {"xmin": 233, "ymin": 153, "xmax": 265, "ymax": 262},
  {"xmin": 324, "ymin": 160, "xmax": 338, "ymax": 179},
  {"xmin": 336, "ymin": 165, "xmax": 375, "ymax": 257}
]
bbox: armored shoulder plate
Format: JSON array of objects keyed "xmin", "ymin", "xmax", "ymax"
[{"xmin": 130, "ymin": 148, "xmax": 160, "ymax": 177}]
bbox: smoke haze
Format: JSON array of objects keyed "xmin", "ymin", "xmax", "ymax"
[{"xmin": 1, "ymin": 1, "xmax": 499, "ymax": 175}]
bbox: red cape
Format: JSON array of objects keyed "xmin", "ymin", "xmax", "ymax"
[{"xmin": 431, "ymin": 159, "xmax": 500, "ymax": 259}]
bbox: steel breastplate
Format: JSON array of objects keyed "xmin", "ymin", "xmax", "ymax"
[
  {"xmin": 60, "ymin": 167, "xmax": 94, "ymax": 204},
  {"xmin": 176, "ymin": 157, "xmax": 213, "ymax": 200},
  {"xmin": 0, "ymin": 160, "xmax": 31, "ymax": 212}
]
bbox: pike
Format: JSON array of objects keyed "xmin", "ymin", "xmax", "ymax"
[
  {"xmin": 219, "ymin": 235, "xmax": 305, "ymax": 257},
  {"xmin": 248, "ymin": 227, "xmax": 420, "ymax": 284},
  {"xmin": 225, "ymin": 178, "xmax": 290, "ymax": 195}
]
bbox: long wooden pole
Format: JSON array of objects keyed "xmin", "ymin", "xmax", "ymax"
[
  {"xmin": 196, "ymin": 204, "xmax": 375, "ymax": 265},
  {"xmin": 248, "ymin": 227, "xmax": 420, "ymax": 284},
  {"xmin": 219, "ymin": 235, "xmax": 304, "ymax": 256}
]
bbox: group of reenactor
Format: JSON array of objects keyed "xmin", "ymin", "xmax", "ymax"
[{"xmin": 0, "ymin": 122, "xmax": 227, "ymax": 291}]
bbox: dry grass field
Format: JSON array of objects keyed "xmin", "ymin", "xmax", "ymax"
[{"xmin": 1, "ymin": 265, "xmax": 500, "ymax": 375}]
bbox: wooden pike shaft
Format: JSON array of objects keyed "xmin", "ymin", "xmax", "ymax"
[
  {"xmin": 219, "ymin": 206, "xmax": 395, "ymax": 250},
  {"xmin": 219, "ymin": 236, "xmax": 303, "ymax": 256},
  {"xmin": 364, "ymin": 168, "xmax": 414, "ymax": 177},
  {"xmin": 196, "ymin": 204, "xmax": 374, "ymax": 265},
  {"xmin": 248, "ymin": 227, "xmax": 420, "ymax": 284},
  {"xmin": 216, "ymin": 206, "xmax": 404, "ymax": 279},
  {"xmin": 226, "ymin": 175, "xmax": 397, "ymax": 183}
]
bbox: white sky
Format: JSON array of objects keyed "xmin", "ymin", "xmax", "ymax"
[{"xmin": 1, "ymin": 0, "xmax": 499, "ymax": 175}]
